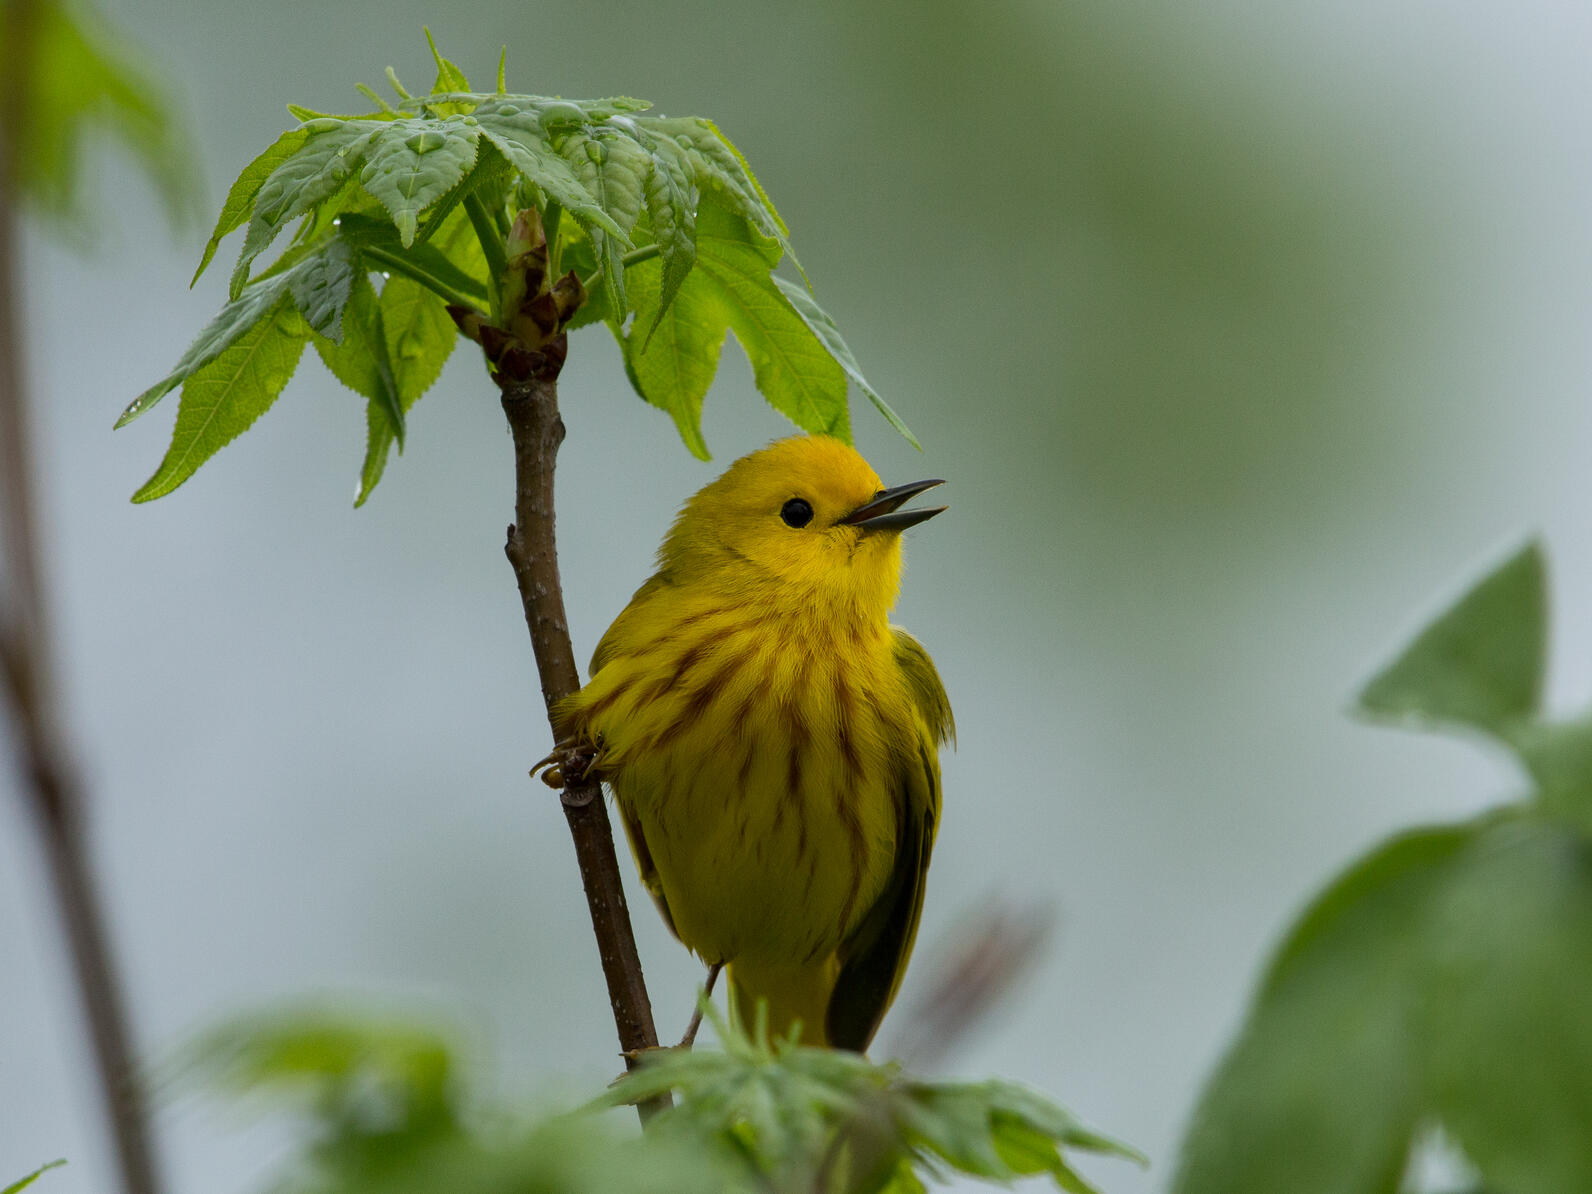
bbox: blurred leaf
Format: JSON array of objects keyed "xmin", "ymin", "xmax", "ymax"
[
  {"xmin": 898, "ymin": 1086, "xmax": 1050, "ymax": 1182},
  {"xmin": 190, "ymin": 1008, "xmax": 728, "ymax": 1194},
  {"xmin": 4, "ymin": 0, "xmax": 196, "ymax": 231},
  {"xmin": 873, "ymin": 1164, "xmax": 928, "ymax": 1194},
  {"xmin": 190, "ymin": 1006, "xmax": 456, "ymax": 1120},
  {"xmin": 1, "ymin": 1161, "xmax": 64, "ymax": 1194},
  {"xmin": 899, "ymin": 1080, "xmax": 1142, "ymax": 1194},
  {"xmin": 1259, "ymin": 824, "xmax": 1475, "ymax": 994},
  {"xmin": 1173, "ymin": 824, "xmax": 1475, "ymax": 1194},
  {"xmin": 1358, "ymin": 542, "xmax": 1545, "ymax": 738},
  {"xmin": 291, "ymin": 1114, "xmax": 722, "ymax": 1194},
  {"xmin": 1507, "ymin": 716, "xmax": 1592, "ymax": 835},
  {"xmin": 970, "ymin": 1080, "xmax": 1144, "ymax": 1164},
  {"xmin": 131, "ymin": 299, "xmax": 310, "ymax": 502},
  {"xmin": 989, "ymin": 1114, "xmax": 1066, "ymax": 1175},
  {"xmin": 1181, "ymin": 544, "xmax": 1592, "ymax": 1194},
  {"xmin": 1421, "ymin": 819, "xmax": 1592, "ymax": 1194}
]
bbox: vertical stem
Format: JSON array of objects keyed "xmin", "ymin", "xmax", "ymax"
[
  {"xmin": 498, "ymin": 366, "xmax": 663, "ymax": 1100},
  {"xmin": 464, "ymin": 191, "xmax": 507, "ymax": 323},
  {"xmin": 0, "ymin": 2, "xmax": 162, "ymax": 1190}
]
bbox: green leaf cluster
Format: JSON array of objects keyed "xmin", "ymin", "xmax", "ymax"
[
  {"xmin": 122, "ymin": 36, "xmax": 909, "ymax": 504},
  {"xmin": 1175, "ymin": 541, "xmax": 1592, "ymax": 1194},
  {"xmin": 1, "ymin": 1161, "xmax": 64, "ymax": 1194},
  {"xmin": 596, "ymin": 1006, "xmax": 1142, "ymax": 1194},
  {"xmin": 187, "ymin": 1004, "xmax": 1139, "ymax": 1194}
]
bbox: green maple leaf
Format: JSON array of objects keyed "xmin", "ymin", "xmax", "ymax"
[{"xmin": 122, "ymin": 36, "xmax": 915, "ymax": 502}]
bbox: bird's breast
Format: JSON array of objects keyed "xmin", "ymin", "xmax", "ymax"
[{"xmin": 570, "ymin": 597, "xmax": 912, "ymax": 965}]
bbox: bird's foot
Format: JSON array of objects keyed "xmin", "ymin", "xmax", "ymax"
[{"xmin": 531, "ymin": 737, "xmax": 607, "ymax": 790}]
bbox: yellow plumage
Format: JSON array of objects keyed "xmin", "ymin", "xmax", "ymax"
[{"xmin": 559, "ymin": 435, "xmax": 953, "ymax": 1051}]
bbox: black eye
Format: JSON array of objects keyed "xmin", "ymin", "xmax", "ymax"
[{"xmin": 780, "ymin": 498, "xmax": 814, "ymax": 528}]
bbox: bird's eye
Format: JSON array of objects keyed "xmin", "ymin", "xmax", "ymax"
[{"xmin": 780, "ymin": 498, "xmax": 814, "ymax": 528}]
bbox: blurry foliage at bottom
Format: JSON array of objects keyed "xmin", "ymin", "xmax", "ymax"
[
  {"xmin": 189, "ymin": 1006, "xmax": 1141, "ymax": 1194},
  {"xmin": 1174, "ymin": 542, "xmax": 1592, "ymax": 1194},
  {"xmin": 189, "ymin": 1011, "xmax": 705, "ymax": 1194},
  {"xmin": 2, "ymin": 1161, "xmax": 65, "ymax": 1194}
]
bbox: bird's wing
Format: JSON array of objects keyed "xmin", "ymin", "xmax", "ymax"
[
  {"xmin": 589, "ymin": 573, "xmax": 669, "ymax": 676},
  {"xmin": 825, "ymin": 629, "xmax": 952, "ymax": 1051},
  {"xmin": 586, "ymin": 571, "xmax": 682, "ymax": 939},
  {"xmin": 891, "ymin": 628, "xmax": 956, "ymax": 748},
  {"xmin": 613, "ymin": 795, "xmax": 679, "ymax": 939}
]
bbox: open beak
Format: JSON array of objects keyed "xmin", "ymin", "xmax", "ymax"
[{"xmin": 838, "ymin": 478, "xmax": 947, "ymax": 532}]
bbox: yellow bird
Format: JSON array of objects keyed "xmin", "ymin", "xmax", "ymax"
[{"xmin": 559, "ymin": 434, "xmax": 953, "ymax": 1051}]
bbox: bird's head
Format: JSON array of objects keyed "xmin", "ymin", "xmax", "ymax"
[{"xmin": 660, "ymin": 436, "xmax": 945, "ymax": 619}]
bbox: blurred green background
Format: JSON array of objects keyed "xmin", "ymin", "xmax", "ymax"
[{"xmin": 4, "ymin": 0, "xmax": 1590, "ymax": 1191}]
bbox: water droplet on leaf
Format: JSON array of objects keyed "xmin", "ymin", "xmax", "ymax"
[
  {"xmin": 539, "ymin": 101, "xmax": 586, "ymax": 128},
  {"xmin": 405, "ymin": 131, "xmax": 449, "ymax": 154},
  {"xmin": 302, "ymin": 117, "xmax": 342, "ymax": 134}
]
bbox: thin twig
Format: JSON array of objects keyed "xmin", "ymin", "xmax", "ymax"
[
  {"xmin": 678, "ymin": 961, "xmax": 724, "ymax": 1048},
  {"xmin": 0, "ymin": 2, "xmax": 162, "ymax": 1190},
  {"xmin": 361, "ymin": 246, "xmax": 482, "ymax": 312},
  {"xmin": 464, "ymin": 191, "xmax": 507, "ymax": 321},
  {"xmin": 883, "ymin": 901, "xmax": 1054, "ymax": 1071},
  {"xmin": 497, "ymin": 360, "xmax": 663, "ymax": 1118},
  {"xmin": 578, "ymin": 242, "xmax": 660, "ymax": 296}
]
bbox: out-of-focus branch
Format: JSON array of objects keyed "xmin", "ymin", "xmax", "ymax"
[
  {"xmin": 884, "ymin": 901, "xmax": 1055, "ymax": 1071},
  {"xmin": 0, "ymin": 2, "xmax": 162, "ymax": 1191}
]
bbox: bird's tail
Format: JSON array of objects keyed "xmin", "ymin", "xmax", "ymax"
[{"xmin": 727, "ymin": 954, "xmax": 841, "ymax": 1048}]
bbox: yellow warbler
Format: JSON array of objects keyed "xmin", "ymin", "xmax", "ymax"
[{"xmin": 559, "ymin": 434, "xmax": 953, "ymax": 1051}]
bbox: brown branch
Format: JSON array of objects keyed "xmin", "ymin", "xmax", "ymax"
[
  {"xmin": 0, "ymin": 2, "xmax": 163, "ymax": 1189},
  {"xmin": 496, "ymin": 348, "xmax": 663, "ymax": 1105}
]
